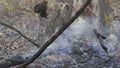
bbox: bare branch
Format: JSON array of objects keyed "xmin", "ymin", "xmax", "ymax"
[
  {"xmin": 0, "ymin": 22, "xmax": 39, "ymax": 47},
  {"xmin": 17, "ymin": 0, "xmax": 92, "ymax": 68}
]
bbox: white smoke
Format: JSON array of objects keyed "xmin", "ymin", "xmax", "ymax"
[
  {"xmin": 41, "ymin": 17, "xmax": 93, "ymax": 56},
  {"xmin": 24, "ymin": 17, "xmax": 93, "ymax": 58},
  {"xmin": 24, "ymin": 17, "xmax": 109, "ymax": 58}
]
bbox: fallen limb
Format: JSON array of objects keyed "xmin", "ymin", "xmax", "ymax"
[{"xmin": 0, "ymin": 22, "xmax": 39, "ymax": 47}]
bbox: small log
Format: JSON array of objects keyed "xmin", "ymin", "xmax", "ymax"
[{"xmin": 0, "ymin": 55, "xmax": 27, "ymax": 68}]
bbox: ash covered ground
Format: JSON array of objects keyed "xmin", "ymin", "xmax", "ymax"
[{"xmin": 0, "ymin": 0, "xmax": 120, "ymax": 68}]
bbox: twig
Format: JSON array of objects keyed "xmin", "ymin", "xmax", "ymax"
[
  {"xmin": 0, "ymin": 22, "xmax": 39, "ymax": 47},
  {"xmin": 17, "ymin": 0, "xmax": 92, "ymax": 68},
  {"xmin": 9, "ymin": 35, "xmax": 22, "ymax": 49}
]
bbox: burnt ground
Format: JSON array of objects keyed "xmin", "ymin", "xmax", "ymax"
[
  {"xmin": 26, "ymin": 44, "xmax": 120, "ymax": 68},
  {"xmin": 0, "ymin": 0, "xmax": 120, "ymax": 68},
  {"xmin": 1, "ymin": 37, "xmax": 120, "ymax": 68}
]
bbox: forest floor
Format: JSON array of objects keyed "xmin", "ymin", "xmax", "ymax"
[{"xmin": 0, "ymin": 0, "xmax": 120, "ymax": 68}]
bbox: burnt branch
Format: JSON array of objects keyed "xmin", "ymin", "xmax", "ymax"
[
  {"xmin": 93, "ymin": 29, "xmax": 108, "ymax": 53},
  {"xmin": 0, "ymin": 22, "xmax": 39, "ymax": 47},
  {"xmin": 16, "ymin": 0, "xmax": 92, "ymax": 68}
]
